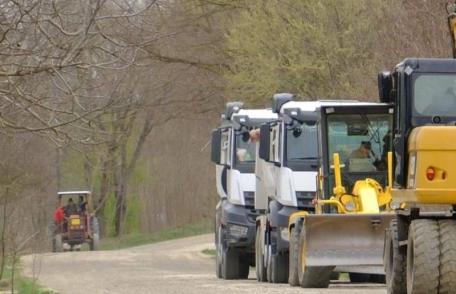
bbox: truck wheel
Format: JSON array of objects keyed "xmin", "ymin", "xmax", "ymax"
[
  {"xmin": 407, "ymin": 219, "xmax": 439, "ymax": 294},
  {"xmin": 269, "ymin": 253, "xmax": 288, "ymax": 283},
  {"xmin": 297, "ymin": 226, "xmax": 332, "ymax": 288},
  {"xmin": 255, "ymin": 226, "xmax": 267, "ymax": 282},
  {"xmin": 288, "ymin": 226, "xmax": 300, "ymax": 286},
  {"xmin": 221, "ymin": 248, "xmax": 241, "ymax": 279},
  {"xmin": 384, "ymin": 218, "xmax": 406, "ymax": 293},
  {"xmin": 438, "ymin": 219, "xmax": 456, "ymax": 294},
  {"xmin": 238, "ymin": 258, "xmax": 250, "ymax": 279},
  {"xmin": 90, "ymin": 233, "xmax": 99, "ymax": 251},
  {"xmin": 54, "ymin": 234, "xmax": 63, "ymax": 253},
  {"xmin": 215, "ymin": 224, "xmax": 222, "ymax": 278},
  {"xmin": 218, "ymin": 225, "xmax": 247, "ymax": 280}
]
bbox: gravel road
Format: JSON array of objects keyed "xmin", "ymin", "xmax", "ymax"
[{"xmin": 21, "ymin": 234, "xmax": 386, "ymax": 294}]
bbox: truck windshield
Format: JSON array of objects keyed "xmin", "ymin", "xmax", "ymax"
[
  {"xmin": 414, "ymin": 74, "xmax": 456, "ymax": 116},
  {"xmin": 235, "ymin": 131, "xmax": 256, "ymax": 163},
  {"xmin": 286, "ymin": 122, "xmax": 318, "ymax": 160},
  {"xmin": 327, "ymin": 113, "xmax": 392, "ymax": 173}
]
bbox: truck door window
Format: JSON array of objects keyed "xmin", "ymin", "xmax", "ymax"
[{"xmin": 286, "ymin": 122, "xmax": 318, "ymax": 161}]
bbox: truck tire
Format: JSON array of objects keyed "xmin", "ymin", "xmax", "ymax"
[
  {"xmin": 297, "ymin": 226, "xmax": 332, "ymax": 288},
  {"xmin": 406, "ymin": 219, "xmax": 439, "ymax": 294},
  {"xmin": 222, "ymin": 248, "xmax": 249, "ymax": 279},
  {"xmin": 288, "ymin": 226, "xmax": 300, "ymax": 286},
  {"xmin": 217, "ymin": 225, "xmax": 248, "ymax": 280},
  {"xmin": 255, "ymin": 226, "xmax": 267, "ymax": 282},
  {"xmin": 438, "ymin": 219, "xmax": 456, "ymax": 294},
  {"xmin": 54, "ymin": 234, "xmax": 63, "ymax": 253},
  {"xmin": 215, "ymin": 224, "xmax": 222, "ymax": 278},
  {"xmin": 269, "ymin": 253, "xmax": 288, "ymax": 283},
  {"xmin": 384, "ymin": 218, "xmax": 406, "ymax": 294}
]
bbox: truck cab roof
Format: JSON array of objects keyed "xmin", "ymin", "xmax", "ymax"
[{"xmin": 222, "ymin": 108, "xmax": 277, "ymax": 129}]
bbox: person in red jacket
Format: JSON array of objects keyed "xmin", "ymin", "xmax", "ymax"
[{"xmin": 54, "ymin": 205, "xmax": 65, "ymax": 224}]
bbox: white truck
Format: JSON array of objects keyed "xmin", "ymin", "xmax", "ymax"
[
  {"xmin": 211, "ymin": 102, "xmax": 277, "ymax": 279},
  {"xmin": 254, "ymin": 94, "xmax": 362, "ymax": 283}
]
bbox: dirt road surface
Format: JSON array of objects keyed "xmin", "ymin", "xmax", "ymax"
[{"xmin": 21, "ymin": 234, "xmax": 386, "ymax": 294}]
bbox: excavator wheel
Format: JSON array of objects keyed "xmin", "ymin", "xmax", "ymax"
[
  {"xmin": 384, "ymin": 218, "xmax": 406, "ymax": 294},
  {"xmin": 406, "ymin": 219, "xmax": 439, "ymax": 294},
  {"xmin": 297, "ymin": 225, "xmax": 332, "ymax": 288},
  {"xmin": 438, "ymin": 219, "xmax": 456, "ymax": 294}
]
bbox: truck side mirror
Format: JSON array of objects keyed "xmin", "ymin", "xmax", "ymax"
[
  {"xmin": 378, "ymin": 71, "xmax": 393, "ymax": 103},
  {"xmin": 211, "ymin": 129, "xmax": 222, "ymax": 164},
  {"xmin": 259, "ymin": 124, "xmax": 271, "ymax": 161}
]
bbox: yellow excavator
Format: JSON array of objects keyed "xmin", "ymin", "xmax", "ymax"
[
  {"xmin": 288, "ymin": 103, "xmax": 394, "ymax": 288},
  {"xmin": 380, "ymin": 3, "xmax": 456, "ymax": 294}
]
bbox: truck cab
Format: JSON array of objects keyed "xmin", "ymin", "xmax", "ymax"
[{"xmin": 211, "ymin": 102, "xmax": 277, "ymax": 279}]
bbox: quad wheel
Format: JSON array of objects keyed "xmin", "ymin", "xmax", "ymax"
[
  {"xmin": 297, "ymin": 225, "xmax": 333, "ymax": 288},
  {"xmin": 387, "ymin": 218, "xmax": 456, "ymax": 294},
  {"xmin": 53, "ymin": 234, "xmax": 63, "ymax": 253},
  {"xmin": 216, "ymin": 224, "xmax": 249, "ymax": 279},
  {"xmin": 90, "ymin": 233, "xmax": 99, "ymax": 251}
]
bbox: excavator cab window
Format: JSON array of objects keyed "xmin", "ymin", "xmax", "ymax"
[
  {"xmin": 413, "ymin": 73, "xmax": 456, "ymax": 118},
  {"xmin": 325, "ymin": 113, "xmax": 392, "ymax": 192}
]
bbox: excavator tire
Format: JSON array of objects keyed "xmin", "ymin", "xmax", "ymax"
[
  {"xmin": 438, "ymin": 219, "xmax": 456, "ymax": 294},
  {"xmin": 406, "ymin": 219, "xmax": 439, "ymax": 294},
  {"xmin": 384, "ymin": 218, "xmax": 406, "ymax": 294}
]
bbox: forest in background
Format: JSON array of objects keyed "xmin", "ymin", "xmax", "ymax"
[{"xmin": 0, "ymin": 0, "xmax": 453, "ymax": 264}]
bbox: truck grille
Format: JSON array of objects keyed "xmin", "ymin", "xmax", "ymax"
[
  {"xmin": 296, "ymin": 191, "xmax": 315, "ymax": 211},
  {"xmin": 244, "ymin": 191, "xmax": 255, "ymax": 208}
]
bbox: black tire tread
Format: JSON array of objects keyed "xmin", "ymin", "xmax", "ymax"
[
  {"xmin": 407, "ymin": 219, "xmax": 439, "ymax": 294},
  {"xmin": 385, "ymin": 218, "xmax": 406, "ymax": 294},
  {"xmin": 270, "ymin": 253, "xmax": 288, "ymax": 283},
  {"xmin": 439, "ymin": 219, "xmax": 456, "ymax": 294},
  {"xmin": 255, "ymin": 226, "xmax": 267, "ymax": 282}
]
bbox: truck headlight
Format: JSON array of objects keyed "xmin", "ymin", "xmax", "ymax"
[{"xmin": 227, "ymin": 224, "xmax": 248, "ymax": 238}]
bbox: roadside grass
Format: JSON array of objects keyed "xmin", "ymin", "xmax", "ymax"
[
  {"xmin": 0, "ymin": 264, "xmax": 58, "ymax": 294},
  {"xmin": 201, "ymin": 248, "xmax": 216, "ymax": 256},
  {"xmin": 100, "ymin": 220, "xmax": 213, "ymax": 250}
]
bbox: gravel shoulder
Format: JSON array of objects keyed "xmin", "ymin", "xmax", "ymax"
[{"xmin": 21, "ymin": 234, "xmax": 386, "ymax": 294}]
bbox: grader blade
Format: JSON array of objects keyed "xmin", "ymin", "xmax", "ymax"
[{"xmin": 303, "ymin": 213, "xmax": 394, "ymax": 268}]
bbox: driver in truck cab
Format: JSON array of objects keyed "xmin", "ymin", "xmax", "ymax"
[{"xmin": 237, "ymin": 129, "xmax": 260, "ymax": 162}]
